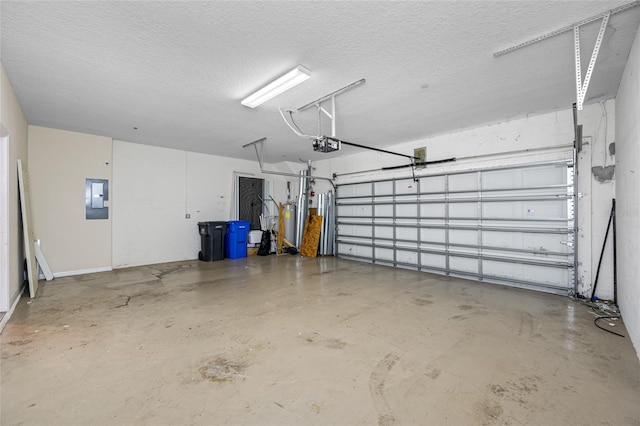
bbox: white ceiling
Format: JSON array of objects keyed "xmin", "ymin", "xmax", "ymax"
[{"xmin": 2, "ymin": 1, "xmax": 640, "ymax": 164}]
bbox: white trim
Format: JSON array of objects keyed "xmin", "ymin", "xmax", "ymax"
[
  {"xmin": 34, "ymin": 241, "xmax": 54, "ymax": 280},
  {"xmin": 0, "ymin": 284, "xmax": 25, "ymax": 334},
  {"xmin": 0, "ymin": 133, "xmax": 8, "ymax": 312},
  {"xmin": 52, "ymin": 266, "xmax": 113, "ymax": 278}
]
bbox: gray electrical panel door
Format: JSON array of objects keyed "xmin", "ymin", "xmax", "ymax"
[
  {"xmin": 86, "ymin": 178, "xmax": 109, "ymax": 220},
  {"xmin": 336, "ymin": 160, "xmax": 575, "ymax": 296}
]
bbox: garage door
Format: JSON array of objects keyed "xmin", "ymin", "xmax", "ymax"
[{"xmin": 336, "ymin": 160, "xmax": 576, "ymax": 295}]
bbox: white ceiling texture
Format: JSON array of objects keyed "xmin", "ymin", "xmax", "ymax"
[{"xmin": 2, "ymin": 1, "xmax": 640, "ymax": 164}]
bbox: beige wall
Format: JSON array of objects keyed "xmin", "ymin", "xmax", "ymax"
[
  {"xmin": 1, "ymin": 62, "xmax": 29, "ymax": 309},
  {"xmin": 28, "ymin": 126, "xmax": 112, "ymax": 274}
]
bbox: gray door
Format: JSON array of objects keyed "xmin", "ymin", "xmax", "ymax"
[
  {"xmin": 336, "ymin": 160, "xmax": 575, "ymax": 295},
  {"xmin": 238, "ymin": 177, "xmax": 264, "ymax": 230}
]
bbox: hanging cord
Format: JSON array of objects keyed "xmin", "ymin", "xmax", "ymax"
[
  {"xmin": 288, "ymin": 110, "xmax": 306, "ymax": 136},
  {"xmin": 575, "ymin": 298, "xmax": 625, "ymax": 338},
  {"xmin": 599, "ymin": 101, "xmax": 609, "ymax": 166},
  {"xmin": 594, "ymin": 316, "xmax": 625, "ymax": 338},
  {"xmin": 278, "ymin": 108, "xmax": 316, "ymax": 139}
]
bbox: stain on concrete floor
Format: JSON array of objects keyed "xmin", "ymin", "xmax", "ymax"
[{"xmin": 199, "ymin": 356, "xmax": 248, "ymax": 382}]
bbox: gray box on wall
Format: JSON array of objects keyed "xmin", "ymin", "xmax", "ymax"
[{"xmin": 86, "ymin": 178, "xmax": 109, "ymax": 220}]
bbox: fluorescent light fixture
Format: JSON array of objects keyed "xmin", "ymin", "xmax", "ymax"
[{"xmin": 241, "ymin": 65, "xmax": 310, "ymax": 108}]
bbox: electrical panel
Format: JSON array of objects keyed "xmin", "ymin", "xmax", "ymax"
[{"xmin": 86, "ymin": 178, "xmax": 109, "ymax": 220}]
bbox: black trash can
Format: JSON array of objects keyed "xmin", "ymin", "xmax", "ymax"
[{"xmin": 198, "ymin": 221, "xmax": 227, "ymax": 261}]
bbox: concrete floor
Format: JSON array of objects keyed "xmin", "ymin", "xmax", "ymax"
[{"xmin": 1, "ymin": 256, "xmax": 639, "ymax": 425}]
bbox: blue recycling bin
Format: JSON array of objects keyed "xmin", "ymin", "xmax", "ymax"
[{"xmin": 225, "ymin": 220, "xmax": 251, "ymax": 259}]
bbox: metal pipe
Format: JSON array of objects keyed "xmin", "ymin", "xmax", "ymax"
[
  {"xmin": 243, "ymin": 137, "xmax": 335, "ymax": 188},
  {"xmin": 420, "ymin": 183, "xmax": 572, "ymax": 196},
  {"xmin": 336, "ymin": 241, "xmax": 571, "ymax": 268},
  {"xmin": 298, "ymin": 79, "xmax": 366, "ymax": 111},
  {"xmin": 259, "ymin": 169, "xmax": 335, "ymax": 187},
  {"xmin": 295, "ymin": 170, "xmax": 308, "ymax": 248},
  {"xmin": 337, "ymin": 236, "xmax": 571, "ymax": 257},
  {"xmin": 613, "ymin": 198, "xmax": 617, "ymax": 304},
  {"xmin": 334, "ymin": 182, "xmax": 574, "ymax": 199},
  {"xmin": 318, "ymin": 193, "xmax": 326, "ymax": 254},
  {"xmin": 334, "ymin": 146, "xmax": 574, "ymax": 179},
  {"xmin": 336, "ymin": 220, "xmax": 571, "ymax": 234},
  {"xmin": 337, "ymin": 195, "xmax": 573, "ymax": 205},
  {"xmin": 336, "ymin": 215, "xmax": 570, "ymax": 223},
  {"xmin": 336, "ymin": 253, "xmax": 570, "ymax": 293}
]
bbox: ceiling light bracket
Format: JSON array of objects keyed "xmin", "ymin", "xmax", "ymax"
[
  {"xmin": 574, "ymin": 11, "xmax": 609, "ymax": 110},
  {"xmin": 318, "ymin": 101, "xmax": 336, "ymax": 137},
  {"xmin": 298, "ymin": 79, "xmax": 365, "ymax": 146},
  {"xmin": 278, "ymin": 79, "xmax": 365, "ymax": 153}
]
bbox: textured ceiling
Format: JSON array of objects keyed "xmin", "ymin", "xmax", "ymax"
[{"xmin": 1, "ymin": 1, "xmax": 639, "ymax": 164}]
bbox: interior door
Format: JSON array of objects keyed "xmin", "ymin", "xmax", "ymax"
[{"xmin": 238, "ymin": 177, "xmax": 264, "ymax": 230}]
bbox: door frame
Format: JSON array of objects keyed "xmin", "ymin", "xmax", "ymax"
[
  {"xmin": 232, "ymin": 172, "xmax": 271, "ymax": 224},
  {"xmin": 1, "ymin": 126, "xmax": 9, "ymax": 312}
]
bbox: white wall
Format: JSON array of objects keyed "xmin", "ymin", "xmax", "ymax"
[
  {"xmin": 0, "ymin": 62, "xmax": 29, "ymax": 309},
  {"xmin": 314, "ymin": 102, "xmax": 616, "ymax": 299},
  {"xmin": 28, "ymin": 126, "xmax": 113, "ymax": 275},
  {"xmin": 112, "ymin": 141, "xmax": 288, "ymax": 268},
  {"xmin": 615, "ymin": 28, "xmax": 640, "ymax": 360}
]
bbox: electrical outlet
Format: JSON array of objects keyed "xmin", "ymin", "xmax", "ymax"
[{"xmin": 185, "ymin": 213, "xmax": 191, "ymax": 219}]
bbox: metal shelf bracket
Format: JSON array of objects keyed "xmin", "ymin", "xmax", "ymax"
[{"xmin": 575, "ymin": 12, "xmax": 610, "ymax": 110}]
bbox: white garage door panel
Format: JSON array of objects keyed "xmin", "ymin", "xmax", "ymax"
[
  {"xmin": 450, "ymin": 256, "xmax": 478, "ymax": 273},
  {"xmin": 376, "ymin": 205, "xmax": 394, "ymax": 217},
  {"xmin": 375, "ymin": 181, "xmax": 393, "ymax": 195},
  {"xmin": 449, "ymin": 203, "xmax": 478, "ymax": 217},
  {"xmin": 338, "ymin": 243, "xmax": 373, "ymax": 259},
  {"xmin": 483, "ymin": 260, "xmax": 570, "ymax": 286},
  {"xmin": 396, "ymin": 227, "xmax": 418, "ymax": 241},
  {"xmin": 449, "ymin": 229, "xmax": 478, "ymax": 245},
  {"xmin": 482, "ymin": 232, "xmax": 569, "ymax": 254},
  {"xmin": 420, "ymin": 203, "xmax": 446, "ymax": 216},
  {"xmin": 396, "ymin": 204, "xmax": 418, "ymax": 217},
  {"xmin": 375, "ymin": 247, "xmax": 394, "ymax": 261},
  {"xmin": 421, "ymin": 177, "xmax": 446, "ymax": 192},
  {"xmin": 421, "ymin": 253, "xmax": 447, "ymax": 269},
  {"xmin": 336, "ymin": 160, "xmax": 575, "ymax": 295},
  {"xmin": 375, "ymin": 226, "xmax": 394, "ymax": 239},
  {"xmin": 395, "ymin": 179, "xmax": 418, "ymax": 195},
  {"xmin": 340, "ymin": 224, "xmax": 372, "ymax": 238},
  {"xmin": 420, "ymin": 228, "xmax": 446, "ymax": 243},
  {"xmin": 449, "ymin": 173, "xmax": 478, "ymax": 191},
  {"xmin": 483, "ymin": 200, "xmax": 566, "ymax": 218},
  {"xmin": 397, "ymin": 249, "xmax": 419, "ymax": 265},
  {"xmin": 338, "ymin": 205, "xmax": 374, "ymax": 217}
]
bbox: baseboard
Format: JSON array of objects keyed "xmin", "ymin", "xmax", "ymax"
[
  {"xmin": 52, "ymin": 266, "xmax": 113, "ymax": 278},
  {"xmin": 0, "ymin": 284, "xmax": 25, "ymax": 334}
]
